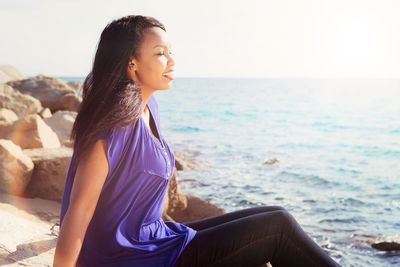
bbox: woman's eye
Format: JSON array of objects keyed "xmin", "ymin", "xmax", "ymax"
[{"xmin": 157, "ymin": 50, "xmax": 173, "ymax": 56}]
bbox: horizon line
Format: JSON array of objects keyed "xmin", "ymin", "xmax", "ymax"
[{"xmin": 26, "ymin": 74, "xmax": 400, "ymax": 80}]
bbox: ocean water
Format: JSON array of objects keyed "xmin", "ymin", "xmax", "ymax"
[{"xmin": 61, "ymin": 77, "xmax": 400, "ymax": 266}]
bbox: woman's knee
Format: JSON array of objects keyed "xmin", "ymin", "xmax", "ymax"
[
  {"xmin": 255, "ymin": 205, "xmax": 287, "ymax": 213},
  {"xmin": 268, "ymin": 209, "xmax": 299, "ymax": 230},
  {"xmin": 269, "ymin": 205, "xmax": 286, "ymax": 212}
]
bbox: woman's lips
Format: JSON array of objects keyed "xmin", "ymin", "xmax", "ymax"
[{"xmin": 162, "ymin": 72, "xmax": 174, "ymax": 80}]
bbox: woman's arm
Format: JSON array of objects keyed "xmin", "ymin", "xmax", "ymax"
[{"xmin": 53, "ymin": 139, "xmax": 109, "ymax": 267}]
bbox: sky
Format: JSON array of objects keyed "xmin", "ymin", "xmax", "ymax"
[{"xmin": 0, "ymin": 0, "xmax": 399, "ymax": 78}]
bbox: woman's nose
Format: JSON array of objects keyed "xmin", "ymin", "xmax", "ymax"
[{"xmin": 167, "ymin": 53, "xmax": 175, "ymax": 66}]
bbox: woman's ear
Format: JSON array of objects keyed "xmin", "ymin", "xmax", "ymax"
[
  {"xmin": 127, "ymin": 59, "xmax": 139, "ymax": 82},
  {"xmin": 128, "ymin": 58, "xmax": 136, "ymax": 70}
]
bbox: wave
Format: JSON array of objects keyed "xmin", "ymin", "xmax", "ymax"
[
  {"xmin": 172, "ymin": 126, "xmax": 201, "ymax": 132},
  {"xmin": 279, "ymin": 171, "xmax": 332, "ymax": 187},
  {"xmin": 319, "ymin": 216, "xmax": 367, "ymax": 224}
]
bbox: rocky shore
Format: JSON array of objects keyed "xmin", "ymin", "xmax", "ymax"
[{"xmin": 0, "ymin": 65, "xmax": 225, "ymax": 266}]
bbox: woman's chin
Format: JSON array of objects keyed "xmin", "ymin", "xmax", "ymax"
[{"xmin": 160, "ymin": 82, "xmax": 173, "ymax": 90}]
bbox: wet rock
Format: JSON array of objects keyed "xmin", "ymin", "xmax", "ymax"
[
  {"xmin": 0, "ymin": 114, "xmax": 60, "ymax": 149},
  {"xmin": 174, "ymin": 150, "xmax": 210, "ymax": 171},
  {"xmin": 263, "ymin": 158, "xmax": 279, "ymax": 165},
  {"xmin": 22, "ymin": 147, "xmax": 72, "ymax": 202},
  {"xmin": 7, "ymin": 74, "xmax": 81, "ymax": 112},
  {"xmin": 0, "ymin": 84, "xmax": 43, "ymax": 118},
  {"xmin": 0, "ymin": 139, "xmax": 34, "ymax": 196},
  {"xmin": 372, "ymin": 241, "xmax": 400, "ymax": 251}
]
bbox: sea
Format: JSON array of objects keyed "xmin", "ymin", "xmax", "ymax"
[{"xmin": 59, "ymin": 76, "xmax": 400, "ymax": 267}]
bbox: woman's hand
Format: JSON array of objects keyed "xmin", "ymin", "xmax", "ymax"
[{"xmin": 53, "ymin": 139, "xmax": 109, "ymax": 267}]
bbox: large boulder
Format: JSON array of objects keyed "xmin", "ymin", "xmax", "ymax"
[
  {"xmin": 169, "ymin": 195, "xmax": 226, "ymax": 223},
  {"xmin": 0, "ymin": 108, "xmax": 18, "ymax": 124},
  {"xmin": 0, "ymin": 139, "xmax": 34, "ymax": 196},
  {"xmin": 0, "ymin": 114, "xmax": 61, "ymax": 149},
  {"xmin": 44, "ymin": 110, "xmax": 77, "ymax": 146},
  {"xmin": 0, "ymin": 65, "xmax": 26, "ymax": 84},
  {"xmin": 7, "ymin": 75, "xmax": 82, "ymax": 112},
  {"xmin": 0, "ymin": 84, "xmax": 43, "ymax": 118},
  {"xmin": 22, "ymin": 147, "xmax": 72, "ymax": 202}
]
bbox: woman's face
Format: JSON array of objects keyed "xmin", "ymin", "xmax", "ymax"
[{"xmin": 128, "ymin": 27, "xmax": 175, "ymax": 93}]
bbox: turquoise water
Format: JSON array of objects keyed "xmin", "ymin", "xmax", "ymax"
[{"xmin": 61, "ymin": 77, "xmax": 400, "ymax": 266}]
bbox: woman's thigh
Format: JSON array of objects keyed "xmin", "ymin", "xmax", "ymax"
[
  {"xmin": 175, "ymin": 208, "xmax": 340, "ymax": 267},
  {"xmin": 182, "ymin": 205, "xmax": 285, "ymax": 231}
]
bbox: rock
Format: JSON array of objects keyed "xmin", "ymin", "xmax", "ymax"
[
  {"xmin": 0, "ymin": 108, "xmax": 18, "ymax": 124},
  {"xmin": 44, "ymin": 110, "xmax": 77, "ymax": 145},
  {"xmin": 22, "ymin": 147, "xmax": 73, "ymax": 202},
  {"xmin": 62, "ymin": 139, "xmax": 74, "ymax": 148},
  {"xmin": 0, "ymin": 84, "xmax": 43, "ymax": 118},
  {"xmin": 161, "ymin": 211, "xmax": 174, "ymax": 222},
  {"xmin": 66, "ymin": 80, "xmax": 82, "ymax": 90},
  {"xmin": 356, "ymin": 233, "xmax": 400, "ymax": 252},
  {"xmin": 0, "ymin": 139, "xmax": 34, "ymax": 196},
  {"xmin": 0, "ymin": 65, "xmax": 26, "ymax": 84},
  {"xmin": 0, "ymin": 192, "xmax": 60, "ymax": 266},
  {"xmin": 38, "ymin": 107, "xmax": 52, "ymax": 119},
  {"xmin": 162, "ymin": 167, "xmax": 188, "ymax": 221},
  {"xmin": 59, "ymin": 92, "xmax": 82, "ymax": 112},
  {"xmin": 67, "ymin": 80, "xmax": 83, "ymax": 97},
  {"xmin": 166, "ymin": 167, "xmax": 188, "ymax": 213},
  {"xmin": 162, "ymin": 189, "xmax": 171, "ymax": 221},
  {"xmin": 263, "ymin": 158, "xmax": 279, "ymax": 165},
  {"xmin": 6, "ymin": 74, "xmax": 82, "ymax": 112},
  {"xmin": 0, "ymin": 114, "xmax": 61, "ymax": 149},
  {"xmin": 169, "ymin": 195, "xmax": 226, "ymax": 223},
  {"xmin": 372, "ymin": 241, "xmax": 400, "ymax": 251},
  {"xmin": 174, "ymin": 150, "xmax": 210, "ymax": 171},
  {"xmin": 0, "ymin": 191, "xmax": 61, "ymax": 223}
]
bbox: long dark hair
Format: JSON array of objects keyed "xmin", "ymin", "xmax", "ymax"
[{"xmin": 70, "ymin": 15, "xmax": 166, "ymax": 174}]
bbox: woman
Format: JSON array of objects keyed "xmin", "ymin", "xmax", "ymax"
[{"xmin": 53, "ymin": 15, "xmax": 341, "ymax": 267}]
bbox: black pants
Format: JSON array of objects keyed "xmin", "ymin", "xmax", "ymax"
[{"xmin": 174, "ymin": 206, "xmax": 341, "ymax": 267}]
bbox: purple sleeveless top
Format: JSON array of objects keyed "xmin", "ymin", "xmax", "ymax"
[{"xmin": 59, "ymin": 94, "xmax": 197, "ymax": 266}]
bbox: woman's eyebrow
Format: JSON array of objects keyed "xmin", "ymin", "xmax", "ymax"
[{"xmin": 153, "ymin": 44, "xmax": 172, "ymax": 49}]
